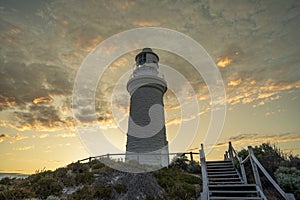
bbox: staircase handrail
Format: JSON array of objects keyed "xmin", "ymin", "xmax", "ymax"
[
  {"xmin": 200, "ymin": 144, "xmax": 209, "ymax": 200},
  {"xmin": 248, "ymin": 146, "xmax": 295, "ymax": 200},
  {"xmin": 228, "ymin": 141, "xmax": 248, "ymax": 184},
  {"xmin": 241, "ymin": 154, "xmax": 250, "ymax": 164},
  {"xmin": 226, "ymin": 142, "xmax": 295, "ymax": 200}
]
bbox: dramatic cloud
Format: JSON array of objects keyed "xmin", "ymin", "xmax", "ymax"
[
  {"xmin": 0, "ymin": 133, "xmax": 9, "ymax": 143},
  {"xmin": 14, "ymin": 145, "xmax": 34, "ymax": 151},
  {"xmin": 215, "ymin": 132, "xmax": 300, "ymax": 148},
  {"xmin": 0, "ymin": 0, "xmax": 299, "ymax": 132},
  {"xmin": 0, "ymin": 133, "xmax": 28, "ymax": 143}
]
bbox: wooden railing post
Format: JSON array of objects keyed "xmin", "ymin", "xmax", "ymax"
[
  {"xmin": 248, "ymin": 146, "xmax": 262, "ymax": 188},
  {"xmin": 238, "ymin": 156, "xmax": 248, "ymax": 184},
  {"xmin": 224, "ymin": 151, "xmax": 229, "ymax": 161},
  {"xmin": 228, "ymin": 141, "xmax": 234, "ymax": 161},
  {"xmin": 190, "ymin": 152, "xmax": 193, "ymax": 161},
  {"xmin": 200, "ymin": 144, "xmax": 208, "ymax": 200}
]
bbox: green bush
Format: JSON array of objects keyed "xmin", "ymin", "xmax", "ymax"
[
  {"xmin": 46, "ymin": 195, "xmax": 60, "ymax": 200},
  {"xmin": 172, "ymin": 182, "xmax": 196, "ymax": 199},
  {"xmin": 154, "ymin": 168, "xmax": 200, "ymax": 199},
  {"xmin": 275, "ymin": 167, "xmax": 300, "ymax": 199},
  {"xmin": 0, "ymin": 187, "xmax": 34, "ymax": 200},
  {"xmin": 170, "ymin": 155, "xmax": 188, "ymax": 170},
  {"xmin": 75, "ymin": 171, "xmax": 94, "ymax": 185},
  {"xmin": 93, "ymin": 185, "xmax": 112, "ymax": 199},
  {"xmin": 67, "ymin": 162, "xmax": 90, "ymax": 173},
  {"xmin": 90, "ymin": 159, "xmax": 105, "ymax": 170},
  {"xmin": 0, "ymin": 177, "xmax": 13, "ymax": 186},
  {"xmin": 32, "ymin": 176, "xmax": 63, "ymax": 199},
  {"xmin": 186, "ymin": 160, "xmax": 201, "ymax": 174},
  {"xmin": 67, "ymin": 185, "xmax": 93, "ymax": 200},
  {"xmin": 53, "ymin": 167, "xmax": 74, "ymax": 187},
  {"xmin": 114, "ymin": 184, "xmax": 127, "ymax": 193}
]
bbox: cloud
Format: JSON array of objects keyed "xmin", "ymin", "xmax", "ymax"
[
  {"xmin": 0, "ymin": 104, "xmax": 74, "ymax": 132},
  {"xmin": 0, "ymin": 95, "xmax": 16, "ymax": 110},
  {"xmin": 217, "ymin": 56, "xmax": 233, "ymax": 68},
  {"xmin": 14, "ymin": 145, "xmax": 34, "ymax": 151},
  {"xmin": 37, "ymin": 133, "xmax": 49, "ymax": 139},
  {"xmin": 0, "ymin": 133, "xmax": 28, "ymax": 143},
  {"xmin": 215, "ymin": 132, "xmax": 300, "ymax": 148},
  {"xmin": 0, "ymin": 61, "xmax": 72, "ymax": 109},
  {"xmin": 55, "ymin": 133, "xmax": 76, "ymax": 138},
  {"xmin": 133, "ymin": 21, "xmax": 161, "ymax": 27},
  {"xmin": 33, "ymin": 95, "xmax": 53, "ymax": 104},
  {"xmin": 0, "ymin": 0, "xmax": 299, "ymax": 134},
  {"xmin": 0, "ymin": 133, "xmax": 9, "ymax": 143}
]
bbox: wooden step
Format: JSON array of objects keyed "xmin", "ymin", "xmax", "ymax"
[
  {"xmin": 209, "ymin": 181, "xmax": 243, "ymax": 185},
  {"xmin": 207, "ymin": 167, "xmax": 235, "ymax": 172},
  {"xmin": 208, "ymin": 173, "xmax": 238, "ymax": 177},
  {"xmin": 206, "ymin": 164, "xmax": 234, "ymax": 168},
  {"xmin": 209, "ymin": 184, "xmax": 258, "ymax": 190},
  {"xmin": 210, "ymin": 190, "xmax": 259, "ymax": 197},
  {"xmin": 210, "ymin": 197, "xmax": 262, "ymax": 200},
  {"xmin": 207, "ymin": 162, "xmax": 233, "ymax": 166},
  {"xmin": 206, "ymin": 160, "xmax": 232, "ymax": 164},
  {"xmin": 208, "ymin": 170, "xmax": 237, "ymax": 174},
  {"xmin": 209, "ymin": 177, "xmax": 241, "ymax": 181}
]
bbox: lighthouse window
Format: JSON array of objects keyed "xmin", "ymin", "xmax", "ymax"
[{"xmin": 137, "ymin": 54, "xmax": 146, "ymax": 65}]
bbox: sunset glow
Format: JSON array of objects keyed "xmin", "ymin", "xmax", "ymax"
[{"xmin": 0, "ymin": 0, "xmax": 299, "ymax": 174}]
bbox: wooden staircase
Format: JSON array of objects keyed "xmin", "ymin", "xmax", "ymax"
[
  {"xmin": 206, "ymin": 160, "xmax": 265, "ymax": 200},
  {"xmin": 200, "ymin": 142, "xmax": 296, "ymax": 200}
]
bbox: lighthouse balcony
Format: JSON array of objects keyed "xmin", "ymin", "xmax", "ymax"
[{"xmin": 130, "ymin": 64, "xmax": 165, "ymax": 79}]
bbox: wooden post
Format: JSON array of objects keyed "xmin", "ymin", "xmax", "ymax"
[
  {"xmin": 224, "ymin": 151, "xmax": 229, "ymax": 161},
  {"xmin": 248, "ymin": 146, "xmax": 262, "ymax": 188},
  {"xmin": 200, "ymin": 144, "xmax": 208, "ymax": 200},
  {"xmin": 228, "ymin": 141, "xmax": 234, "ymax": 161},
  {"xmin": 238, "ymin": 157, "xmax": 248, "ymax": 184},
  {"xmin": 190, "ymin": 152, "xmax": 193, "ymax": 161}
]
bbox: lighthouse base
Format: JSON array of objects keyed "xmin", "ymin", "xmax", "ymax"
[{"xmin": 125, "ymin": 145, "xmax": 169, "ymax": 167}]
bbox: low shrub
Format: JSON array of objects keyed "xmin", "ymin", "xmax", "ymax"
[
  {"xmin": 75, "ymin": 171, "xmax": 94, "ymax": 185},
  {"xmin": 114, "ymin": 184, "xmax": 127, "ymax": 193},
  {"xmin": 275, "ymin": 167, "xmax": 300, "ymax": 199},
  {"xmin": 32, "ymin": 176, "xmax": 63, "ymax": 199},
  {"xmin": 93, "ymin": 185, "xmax": 112, "ymax": 199}
]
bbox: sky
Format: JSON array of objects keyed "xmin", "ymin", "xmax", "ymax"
[{"xmin": 0, "ymin": 0, "xmax": 299, "ymax": 174}]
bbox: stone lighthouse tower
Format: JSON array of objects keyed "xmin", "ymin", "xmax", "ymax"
[{"xmin": 126, "ymin": 48, "xmax": 169, "ymax": 167}]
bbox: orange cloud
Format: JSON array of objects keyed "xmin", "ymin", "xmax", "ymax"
[
  {"xmin": 115, "ymin": 0, "xmax": 135, "ymax": 9},
  {"xmin": 75, "ymin": 35, "xmax": 104, "ymax": 52},
  {"xmin": 55, "ymin": 133, "xmax": 76, "ymax": 138},
  {"xmin": 217, "ymin": 56, "xmax": 232, "ymax": 67},
  {"xmin": 215, "ymin": 132, "xmax": 300, "ymax": 149},
  {"xmin": 0, "ymin": 118, "xmax": 74, "ymax": 132},
  {"xmin": 0, "ymin": 134, "xmax": 9, "ymax": 143},
  {"xmin": 15, "ymin": 145, "xmax": 34, "ymax": 151},
  {"xmin": 33, "ymin": 95, "xmax": 53, "ymax": 104},
  {"xmin": 6, "ymin": 28, "xmax": 22, "ymax": 35},
  {"xmin": 0, "ymin": 95, "xmax": 16, "ymax": 107},
  {"xmin": 133, "ymin": 21, "xmax": 161, "ymax": 27},
  {"xmin": 228, "ymin": 77, "xmax": 242, "ymax": 86},
  {"xmin": 8, "ymin": 134, "xmax": 29, "ymax": 144}
]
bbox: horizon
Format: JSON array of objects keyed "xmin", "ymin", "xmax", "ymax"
[{"xmin": 0, "ymin": 0, "xmax": 299, "ymax": 174}]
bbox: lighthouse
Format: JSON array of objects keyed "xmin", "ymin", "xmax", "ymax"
[{"xmin": 125, "ymin": 48, "xmax": 169, "ymax": 167}]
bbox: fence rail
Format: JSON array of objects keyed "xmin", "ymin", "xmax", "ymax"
[{"xmin": 77, "ymin": 152, "xmax": 200, "ymax": 163}]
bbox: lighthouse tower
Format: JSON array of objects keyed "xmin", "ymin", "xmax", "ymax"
[{"xmin": 126, "ymin": 48, "xmax": 169, "ymax": 167}]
